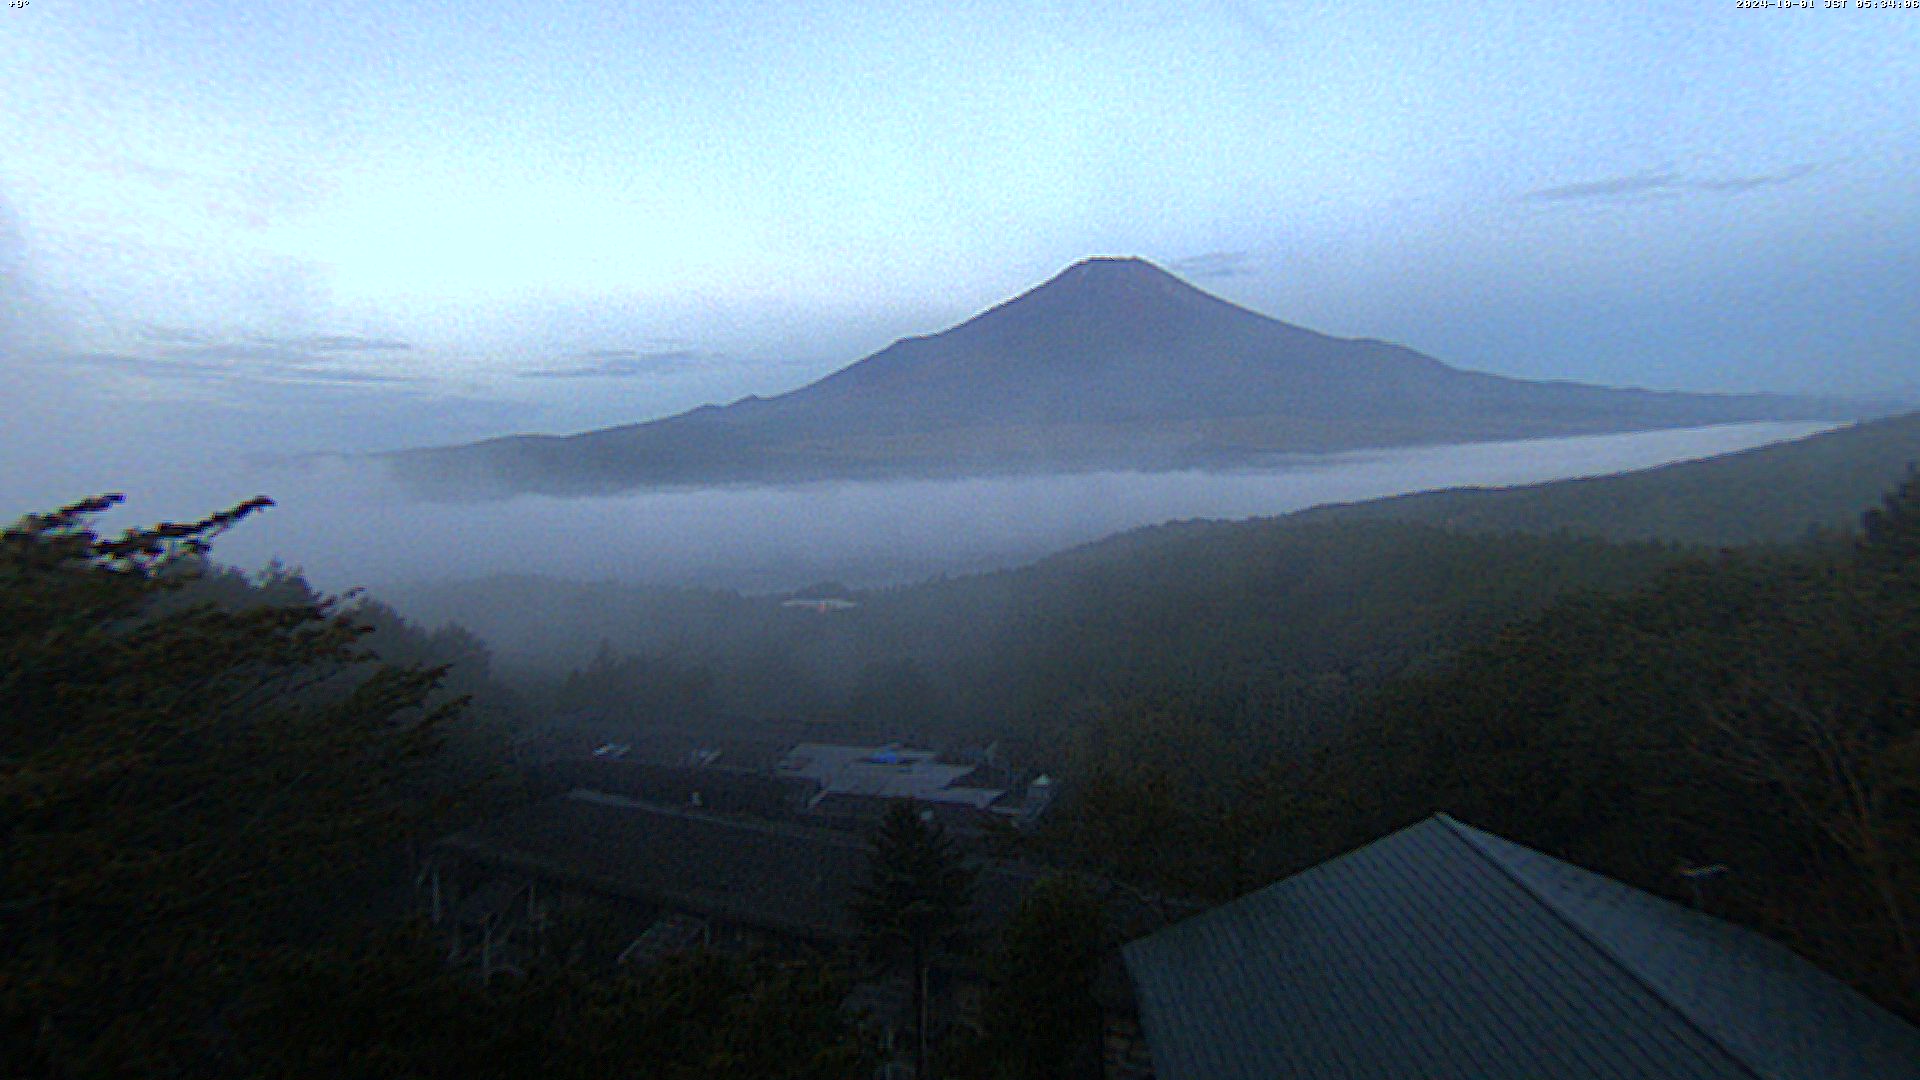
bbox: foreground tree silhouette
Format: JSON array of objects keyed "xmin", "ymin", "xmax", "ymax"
[
  {"xmin": 240, "ymin": 934, "xmax": 873, "ymax": 1080},
  {"xmin": 1, "ymin": 496, "xmax": 882, "ymax": 1078},
  {"xmin": 1860, "ymin": 463, "xmax": 1920, "ymax": 567},
  {"xmin": 1696, "ymin": 462, "xmax": 1920, "ymax": 992},
  {"xmin": 971, "ymin": 874, "xmax": 1107, "ymax": 1080},
  {"xmin": 853, "ymin": 800, "xmax": 977, "ymax": 1079},
  {"xmin": 0, "ymin": 494, "xmax": 463, "ymax": 1077}
]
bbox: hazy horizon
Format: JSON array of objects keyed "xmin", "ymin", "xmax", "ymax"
[{"xmin": 10, "ymin": 421, "xmax": 1834, "ymax": 602}]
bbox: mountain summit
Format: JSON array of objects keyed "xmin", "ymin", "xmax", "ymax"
[
  {"xmin": 976, "ymin": 255, "xmax": 1228, "ymax": 327},
  {"xmin": 840, "ymin": 256, "xmax": 1285, "ymax": 378},
  {"xmin": 388, "ymin": 258, "xmax": 1852, "ymax": 497},
  {"xmin": 715, "ymin": 255, "xmax": 1448, "ymax": 430}
]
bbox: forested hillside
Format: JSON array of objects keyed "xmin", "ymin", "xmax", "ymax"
[
  {"xmin": 396, "ymin": 412, "xmax": 1920, "ymax": 762},
  {"xmin": 1292, "ymin": 410, "xmax": 1920, "ymax": 545},
  {"xmin": 1044, "ymin": 469, "xmax": 1920, "ymax": 1021},
  {"xmin": 395, "ymin": 523, "xmax": 1690, "ymax": 760}
]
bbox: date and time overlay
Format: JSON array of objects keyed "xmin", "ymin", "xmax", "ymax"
[
  {"xmin": 0, "ymin": 1, "xmax": 1908, "ymax": 11},
  {"xmin": 1738, "ymin": 0, "xmax": 1920, "ymax": 9}
]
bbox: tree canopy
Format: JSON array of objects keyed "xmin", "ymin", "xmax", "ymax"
[
  {"xmin": 854, "ymin": 799, "xmax": 979, "ymax": 1078},
  {"xmin": 1, "ymin": 495, "xmax": 463, "ymax": 1075},
  {"xmin": 966, "ymin": 875, "xmax": 1107, "ymax": 1080},
  {"xmin": 0, "ymin": 495, "xmax": 874, "ymax": 1078},
  {"xmin": 1047, "ymin": 469, "xmax": 1920, "ymax": 1020}
]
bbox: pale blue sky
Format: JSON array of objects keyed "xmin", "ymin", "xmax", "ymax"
[{"xmin": 3, "ymin": 0, "xmax": 1917, "ymax": 478}]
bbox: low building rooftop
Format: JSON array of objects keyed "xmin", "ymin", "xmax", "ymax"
[
  {"xmin": 1123, "ymin": 813, "xmax": 1920, "ymax": 1080},
  {"xmin": 778, "ymin": 742, "xmax": 1005, "ymax": 808},
  {"xmin": 438, "ymin": 790, "xmax": 1032, "ymax": 943}
]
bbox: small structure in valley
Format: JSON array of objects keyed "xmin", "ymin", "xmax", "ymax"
[
  {"xmin": 780, "ymin": 581, "xmax": 859, "ymax": 613},
  {"xmin": 780, "ymin": 597, "xmax": 858, "ymax": 612}
]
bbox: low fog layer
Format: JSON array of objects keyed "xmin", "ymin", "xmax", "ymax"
[{"xmin": 11, "ymin": 421, "xmax": 1840, "ymax": 596}]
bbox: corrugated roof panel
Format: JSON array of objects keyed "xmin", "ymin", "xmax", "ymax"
[
  {"xmin": 1126, "ymin": 815, "xmax": 1920, "ymax": 1080},
  {"xmin": 1450, "ymin": 818, "xmax": 1920, "ymax": 1080}
]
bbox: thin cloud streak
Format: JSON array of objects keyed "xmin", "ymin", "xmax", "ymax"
[
  {"xmin": 170, "ymin": 343, "xmax": 318, "ymax": 366},
  {"xmin": 521, "ymin": 348, "xmax": 709, "ymax": 380},
  {"xmin": 272, "ymin": 368, "xmax": 418, "ymax": 385},
  {"xmin": 91, "ymin": 157, "xmax": 193, "ymax": 189},
  {"xmin": 259, "ymin": 335, "xmax": 415, "ymax": 353},
  {"xmin": 1524, "ymin": 165, "xmax": 1822, "ymax": 202},
  {"xmin": 138, "ymin": 325, "xmax": 213, "ymax": 345},
  {"xmin": 1691, "ymin": 164, "xmax": 1821, "ymax": 192},
  {"xmin": 1168, "ymin": 251, "xmax": 1262, "ymax": 280},
  {"xmin": 1212, "ymin": 0, "xmax": 1288, "ymax": 54},
  {"xmin": 1524, "ymin": 172, "xmax": 1681, "ymax": 202},
  {"xmin": 59, "ymin": 346, "xmax": 420, "ymax": 386},
  {"xmin": 61, "ymin": 351, "xmax": 229, "ymax": 378}
]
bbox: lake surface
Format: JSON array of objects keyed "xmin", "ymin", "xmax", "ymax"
[{"xmin": 42, "ymin": 420, "xmax": 1846, "ymax": 594}]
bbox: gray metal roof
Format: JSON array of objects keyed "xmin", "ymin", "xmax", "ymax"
[
  {"xmin": 776, "ymin": 742, "xmax": 1003, "ymax": 806},
  {"xmin": 439, "ymin": 790, "xmax": 943, "ymax": 941},
  {"xmin": 1123, "ymin": 814, "xmax": 1920, "ymax": 1080},
  {"xmin": 436, "ymin": 790, "xmax": 1174, "ymax": 946}
]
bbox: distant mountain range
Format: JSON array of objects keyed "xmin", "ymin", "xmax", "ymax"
[{"xmin": 387, "ymin": 257, "xmax": 1861, "ymax": 497}]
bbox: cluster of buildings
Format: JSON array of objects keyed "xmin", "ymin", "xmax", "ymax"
[
  {"xmin": 424, "ymin": 727, "xmax": 1920, "ymax": 1079},
  {"xmin": 424, "ymin": 730, "xmax": 1130, "ymax": 1071}
]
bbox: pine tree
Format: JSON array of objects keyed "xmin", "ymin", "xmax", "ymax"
[
  {"xmin": 852, "ymin": 800, "xmax": 977, "ymax": 1079},
  {"xmin": 1860, "ymin": 464, "xmax": 1920, "ymax": 566},
  {"xmin": 974, "ymin": 875, "xmax": 1107, "ymax": 1080}
]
